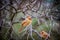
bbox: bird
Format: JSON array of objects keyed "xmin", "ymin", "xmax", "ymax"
[
  {"xmin": 40, "ymin": 31, "xmax": 50, "ymax": 39},
  {"xmin": 19, "ymin": 15, "xmax": 32, "ymax": 32}
]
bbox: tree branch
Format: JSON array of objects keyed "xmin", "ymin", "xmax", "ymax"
[{"xmin": 32, "ymin": 29, "xmax": 42, "ymax": 40}]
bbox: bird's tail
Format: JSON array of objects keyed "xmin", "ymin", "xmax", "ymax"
[{"xmin": 19, "ymin": 25, "xmax": 23, "ymax": 32}]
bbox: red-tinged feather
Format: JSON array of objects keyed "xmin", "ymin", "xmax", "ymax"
[{"xmin": 19, "ymin": 16, "xmax": 32, "ymax": 32}]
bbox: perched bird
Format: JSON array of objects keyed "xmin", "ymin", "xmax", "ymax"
[
  {"xmin": 40, "ymin": 31, "xmax": 50, "ymax": 39},
  {"xmin": 19, "ymin": 15, "xmax": 32, "ymax": 32}
]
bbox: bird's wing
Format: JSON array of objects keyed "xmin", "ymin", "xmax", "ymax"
[{"xmin": 19, "ymin": 19, "xmax": 32, "ymax": 32}]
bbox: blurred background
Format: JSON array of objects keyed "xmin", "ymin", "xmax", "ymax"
[{"xmin": 0, "ymin": 0, "xmax": 60, "ymax": 40}]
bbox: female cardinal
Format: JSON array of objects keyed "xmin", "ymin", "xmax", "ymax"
[
  {"xmin": 19, "ymin": 15, "xmax": 32, "ymax": 32},
  {"xmin": 40, "ymin": 31, "xmax": 50, "ymax": 39}
]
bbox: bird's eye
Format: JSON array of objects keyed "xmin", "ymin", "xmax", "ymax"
[
  {"xmin": 27, "ymin": 16, "xmax": 31, "ymax": 20},
  {"xmin": 41, "ymin": 32, "xmax": 44, "ymax": 34},
  {"xmin": 28, "ymin": 17, "xmax": 31, "ymax": 20}
]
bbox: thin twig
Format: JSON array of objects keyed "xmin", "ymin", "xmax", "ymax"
[
  {"xmin": 0, "ymin": 3, "xmax": 10, "ymax": 11},
  {"xmin": 32, "ymin": 29, "xmax": 42, "ymax": 40}
]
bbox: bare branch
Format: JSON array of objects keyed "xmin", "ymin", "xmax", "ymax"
[
  {"xmin": 32, "ymin": 29, "xmax": 42, "ymax": 40},
  {"xmin": 0, "ymin": 3, "xmax": 10, "ymax": 11}
]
